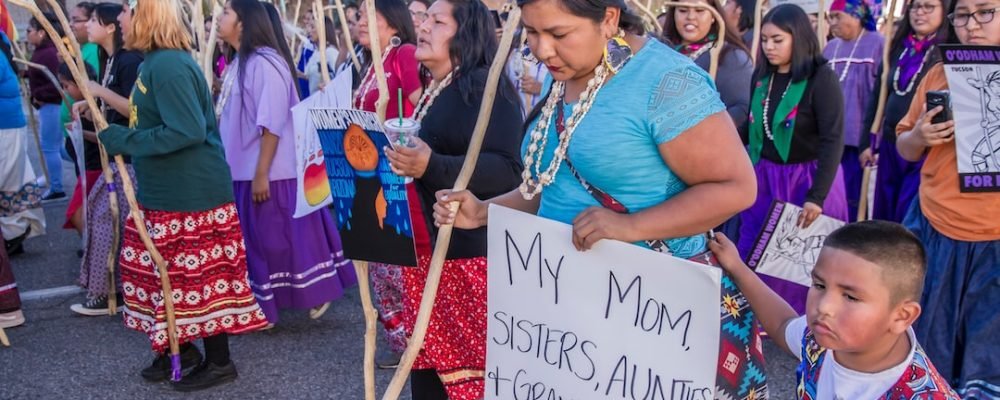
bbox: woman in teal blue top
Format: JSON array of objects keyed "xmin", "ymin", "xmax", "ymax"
[{"xmin": 432, "ymin": 0, "xmax": 766, "ymax": 396}]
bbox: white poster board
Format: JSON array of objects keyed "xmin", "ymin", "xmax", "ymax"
[
  {"xmin": 940, "ymin": 44, "xmax": 1000, "ymax": 192},
  {"xmin": 746, "ymin": 202, "xmax": 846, "ymax": 287},
  {"xmin": 290, "ymin": 70, "xmax": 353, "ymax": 217},
  {"xmin": 485, "ymin": 205, "xmax": 721, "ymax": 400}
]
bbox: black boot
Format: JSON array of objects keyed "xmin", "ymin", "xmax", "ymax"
[
  {"xmin": 140, "ymin": 344, "xmax": 203, "ymax": 382},
  {"xmin": 169, "ymin": 360, "xmax": 238, "ymax": 392}
]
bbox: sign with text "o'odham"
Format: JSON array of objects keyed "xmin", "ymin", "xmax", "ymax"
[{"xmin": 485, "ymin": 205, "xmax": 721, "ymax": 400}]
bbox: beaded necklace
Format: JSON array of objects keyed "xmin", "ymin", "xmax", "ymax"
[
  {"xmin": 832, "ymin": 30, "xmax": 865, "ymax": 82},
  {"xmin": 762, "ymin": 74, "xmax": 791, "ymax": 141},
  {"xmin": 519, "ymin": 64, "xmax": 609, "ymax": 200},
  {"xmin": 412, "ymin": 70, "xmax": 455, "ymax": 122}
]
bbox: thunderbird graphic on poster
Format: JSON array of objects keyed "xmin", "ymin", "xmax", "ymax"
[
  {"xmin": 940, "ymin": 44, "xmax": 1000, "ymax": 192},
  {"xmin": 312, "ymin": 109, "xmax": 417, "ymax": 266}
]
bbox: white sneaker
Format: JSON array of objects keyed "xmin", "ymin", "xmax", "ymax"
[{"xmin": 0, "ymin": 310, "xmax": 25, "ymax": 329}]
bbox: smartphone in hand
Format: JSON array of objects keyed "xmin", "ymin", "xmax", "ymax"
[{"xmin": 926, "ymin": 90, "xmax": 952, "ymax": 125}]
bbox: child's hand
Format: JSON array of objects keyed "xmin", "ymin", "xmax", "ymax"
[{"xmin": 707, "ymin": 232, "xmax": 745, "ymax": 274}]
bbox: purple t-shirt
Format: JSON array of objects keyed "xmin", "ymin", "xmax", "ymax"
[{"xmin": 219, "ymin": 47, "xmax": 299, "ymax": 181}]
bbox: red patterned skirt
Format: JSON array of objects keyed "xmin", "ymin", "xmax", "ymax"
[
  {"xmin": 119, "ymin": 202, "xmax": 268, "ymax": 353},
  {"xmin": 402, "ymin": 254, "xmax": 488, "ymax": 400}
]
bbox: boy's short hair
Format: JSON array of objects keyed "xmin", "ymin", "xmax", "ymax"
[
  {"xmin": 824, "ymin": 221, "xmax": 926, "ymax": 304},
  {"xmin": 58, "ymin": 62, "xmax": 97, "ymax": 81}
]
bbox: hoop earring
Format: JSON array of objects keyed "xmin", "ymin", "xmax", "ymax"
[
  {"xmin": 603, "ymin": 29, "xmax": 631, "ymax": 74},
  {"xmin": 389, "ymin": 35, "xmax": 402, "ymax": 48}
]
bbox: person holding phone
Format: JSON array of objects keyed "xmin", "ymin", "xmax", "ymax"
[
  {"xmin": 860, "ymin": 0, "xmax": 951, "ymax": 223},
  {"xmin": 895, "ymin": 0, "xmax": 1000, "ymax": 394}
]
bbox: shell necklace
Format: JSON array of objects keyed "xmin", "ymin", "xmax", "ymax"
[
  {"xmin": 892, "ymin": 48, "xmax": 932, "ymax": 96},
  {"xmin": 353, "ymin": 44, "xmax": 394, "ymax": 110},
  {"xmin": 412, "ymin": 69, "xmax": 455, "ymax": 122},
  {"xmin": 519, "ymin": 64, "xmax": 609, "ymax": 200},
  {"xmin": 833, "ymin": 30, "xmax": 865, "ymax": 82}
]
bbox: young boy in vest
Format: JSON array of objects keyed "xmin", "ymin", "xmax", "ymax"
[{"xmin": 709, "ymin": 221, "xmax": 958, "ymax": 399}]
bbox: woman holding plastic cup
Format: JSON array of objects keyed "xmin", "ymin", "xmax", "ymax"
[
  {"xmin": 354, "ymin": 0, "xmax": 424, "ymax": 369},
  {"xmin": 384, "ymin": 0, "xmax": 522, "ymax": 397}
]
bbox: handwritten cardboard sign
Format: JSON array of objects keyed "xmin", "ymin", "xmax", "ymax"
[
  {"xmin": 313, "ymin": 108, "xmax": 417, "ymax": 266},
  {"xmin": 485, "ymin": 205, "xmax": 720, "ymax": 400},
  {"xmin": 940, "ymin": 44, "xmax": 1000, "ymax": 192}
]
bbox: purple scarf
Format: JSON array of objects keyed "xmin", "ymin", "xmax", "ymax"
[{"xmin": 897, "ymin": 34, "xmax": 938, "ymax": 90}]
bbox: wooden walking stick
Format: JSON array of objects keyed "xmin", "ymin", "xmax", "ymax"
[
  {"xmin": 818, "ymin": 0, "xmax": 829, "ymax": 48},
  {"xmin": 366, "ymin": 0, "xmax": 390, "ymax": 122},
  {"xmin": 857, "ymin": 165, "xmax": 873, "ymax": 220},
  {"xmin": 352, "ymin": 0, "xmax": 394, "ymax": 397},
  {"xmin": 0, "ymin": 327, "xmax": 9, "ymax": 347},
  {"xmin": 628, "ymin": 0, "xmax": 662, "ymax": 35},
  {"xmin": 10, "ymin": 47, "xmax": 51, "ymax": 188},
  {"xmin": 750, "ymin": 0, "xmax": 763, "ymax": 63},
  {"xmin": 314, "ymin": 1, "xmax": 329, "ymax": 84},
  {"xmin": 868, "ymin": 0, "xmax": 898, "ymax": 135},
  {"xmin": 11, "ymin": 0, "xmax": 184, "ymax": 381},
  {"xmin": 380, "ymin": 6, "xmax": 523, "ymax": 400},
  {"xmin": 659, "ymin": 2, "xmax": 726, "ymax": 78},
  {"xmin": 333, "ymin": 0, "xmax": 362, "ymax": 71}
]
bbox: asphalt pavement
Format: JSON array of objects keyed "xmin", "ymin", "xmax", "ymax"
[{"xmin": 1, "ymin": 139, "xmax": 799, "ymax": 399}]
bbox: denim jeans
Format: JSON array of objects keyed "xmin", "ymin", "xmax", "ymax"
[{"xmin": 37, "ymin": 103, "xmax": 63, "ymax": 193}]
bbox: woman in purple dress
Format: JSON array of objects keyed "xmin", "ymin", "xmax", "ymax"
[
  {"xmin": 216, "ymin": 0, "xmax": 356, "ymax": 325},
  {"xmin": 822, "ymin": 0, "xmax": 884, "ymax": 220}
]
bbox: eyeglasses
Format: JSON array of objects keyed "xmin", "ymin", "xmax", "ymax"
[
  {"xmin": 909, "ymin": 3, "xmax": 939, "ymax": 14},
  {"xmin": 949, "ymin": 7, "xmax": 1000, "ymax": 27}
]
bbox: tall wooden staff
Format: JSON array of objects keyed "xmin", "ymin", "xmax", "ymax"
[
  {"xmin": 380, "ymin": 6, "xmax": 523, "ymax": 400},
  {"xmin": 629, "ymin": 0, "xmax": 661, "ymax": 34},
  {"xmin": 859, "ymin": 0, "xmax": 898, "ymax": 221},
  {"xmin": 353, "ymin": 0, "xmax": 393, "ymax": 398},
  {"xmin": 10, "ymin": 0, "xmax": 185, "ymax": 381},
  {"xmin": 9, "ymin": 46, "xmax": 50, "ymax": 187},
  {"xmin": 314, "ymin": 1, "xmax": 329, "ymax": 85},
  {"xmin": 333, "ymin": 0, "xmax": 362, "ymax": 71},
  {"xmin": 660, "ymin": 2, "xmax": 726, "ymax": 78},
  {"xmin": 818, "ymin": 0, "xmax": 829, "ymax": 48},
  {"xmin": 750, "ymin": 0, "xmax": 763, "ymax": 63},
  {"xmin": 202, "ymin": 0, "xmax": 222, "ymax": 86},
  {"xmin": 0, "ymin": 326, "xmax": 8, "ymax": 347}
]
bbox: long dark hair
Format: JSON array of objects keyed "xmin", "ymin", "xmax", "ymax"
[
  {"xmin": 662, "ymin": 0, "xmax": 750, "ymax": 58},
  {"xmin": 889, "ymin": 0, "xmax": 955, "ymax": 63},
  {"xmin": 371, "ymin": 0, "xmax": 418, "ymax": 46},
  {"xmin": 230, "ymin": 0, "xmax": 298, "ymax": 96},
  {"xmin": 75, "ymin": 2, "xmax": 97, "ymax": 22},
  {"xmin": 434, "ymin": 0, "xmax": 518, "ymax": 107},
  {"xmin": 93, "ymin": 3, "xmax": 124, "ymax": 78},
  {"xmin": 734, "ymin": 0, "xmax": 756, "ymax": 32},
  {"xmin": 516, "ymin": 0, "xmax": 646, "ymax": 35},
  {"xmin": 518, "ymin": 0, "xmax": 647, "ymax": 129},
  {"xmin": 29, "ymin": 12, "xmax": 64, "ymax": 44},
  {"xmin": 753, "ymin": 4, "xmax": 826, "ymax": 82}
]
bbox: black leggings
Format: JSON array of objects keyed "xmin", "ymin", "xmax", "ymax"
[
  {"xmin": 202, "ymin": 333, "xmax": 230, "ymax": 366},
  {"xmin": 410, "ymin": 369, "xmax": 448, "ymax": 400}
]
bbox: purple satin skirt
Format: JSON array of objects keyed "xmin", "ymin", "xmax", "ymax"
[
  {"xmin": 234, "ymin": 179, "xmax": 357, "ymax": 323},
  {"xmin": 872, "ymin": 136, "xmax": 924, "ymax": 223}
]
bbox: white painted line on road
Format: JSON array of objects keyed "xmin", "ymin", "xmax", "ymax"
[{"xmin": 20, "ymin": 285, "xmax": 83, "ymax": 301}]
